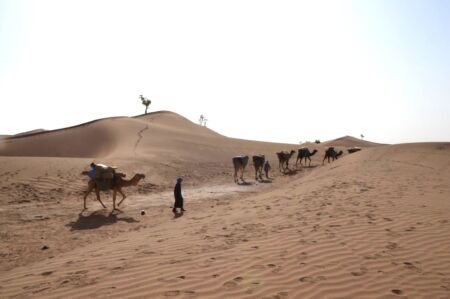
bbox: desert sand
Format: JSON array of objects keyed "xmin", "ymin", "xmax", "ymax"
[{"xmin": 0, "ymin": 111, "xmax": 449, "ymax": 298}]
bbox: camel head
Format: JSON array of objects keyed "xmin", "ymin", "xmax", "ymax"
[
  {"xmin": 131, "ymin": 173, "xmax": 145, "ymax": 185},
  {"xmin": 311, "ymin": 149, "xmax": 318, "ymax": 155}
]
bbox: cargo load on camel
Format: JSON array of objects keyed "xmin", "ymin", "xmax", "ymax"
[{"xmin": 92, "ymin": 163, "xmax": 117, "ymax": 190}]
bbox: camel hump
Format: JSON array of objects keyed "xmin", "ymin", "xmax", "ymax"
[{"xmin": 93, "ymin": 163, "xmax": 116, "ymax": 180}]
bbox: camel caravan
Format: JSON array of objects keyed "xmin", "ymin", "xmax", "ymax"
[
  {"xmin": 232, "ymin": 146, "xmax": 354, "ymax": 184},
  {"xmin": 81, "ymin": 147, "xmax": 355, "ymax": 209}
]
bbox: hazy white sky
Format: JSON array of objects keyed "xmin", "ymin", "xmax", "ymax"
[{"xmin": 1, "ymin": 0, "xmax": 449, "ymax": 144}]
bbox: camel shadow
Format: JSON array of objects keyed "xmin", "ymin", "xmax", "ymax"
[
  {"xmin": 297, "ymin": 165, "xmax": 319, "ymax": 169},
  {"xmin": 258, "ymin": 179, "xmax": 273, "ymax": 183},
  {"xmin": 283, "ymin": 169, "xmax": 299, "ymax": 176},
  {"xmin": 237, "ymin": 180, "xmax": 253, "ymax": 186},
  {"xmin": 68, "ymin": 210, "xmax": 139, "ymax": 230}
]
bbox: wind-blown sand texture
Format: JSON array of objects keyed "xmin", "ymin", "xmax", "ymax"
[{"xmin": 1, "ymin": 111, "xmax": 449, "ymax": 298}]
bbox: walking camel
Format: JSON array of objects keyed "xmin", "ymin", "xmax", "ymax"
[
  {"xmin": 232, "ymin": 155, "xmax": 249, "ymax": 184},
  {"xmin": 252, "ymin": 155, "xmax": 265, "ymax": 181},
  {"xmin": 276, "ymin": 150, "xmax": 296, "ymax": 172},
  {"xmin": 81, "ymin": 171, "xmax": 145, "ymax": 210},
  {"xmin": 296, "ymin": 148, "xmax": 318, "ymax": 167},
  {"xmin": 323, "ymin": 147, "xmax": 343, "ymax": 164}
]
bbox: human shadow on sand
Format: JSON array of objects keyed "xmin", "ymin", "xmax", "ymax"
[
  {"xmin": 68, "ymin": 210, "xmax": 139, "ymax": 230},
  {"xmin": 173, "ymin": 211, "xmax": 184, "ymax": 219}
]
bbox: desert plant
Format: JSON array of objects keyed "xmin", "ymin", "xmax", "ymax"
[
  {"xmin": 199, "ymin": 115, "xmax": 208, "ymax": 126},
  {"xmin": 140, "ymin": 95, "xmax": 151, "ymax": 114}
]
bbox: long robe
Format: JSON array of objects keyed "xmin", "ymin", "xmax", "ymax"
[{"xmin": 173, "ymin": 182, "xmax": 183, "ymax": 208}]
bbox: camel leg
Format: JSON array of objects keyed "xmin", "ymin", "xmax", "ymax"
[
  {"xmin": 117, "ymin": 188, "xmax": 127, "ymax": 206},
  {"xmin": 233, "ymin": 165, "xmax": 239, "ymax": 184},
  {"xmin": 83, "ymin": 183, "xmax": 95, "ymax": 209},
  {"xmin": 95, "ymin": 189, "xmax": 107, "ymax": 208},
  {"xmin": 112, "ymin": 190, "xmax": 117, "ymax": 210},
  {"xmin": 307, "ymin": 157, "xmax": 311, "ymax": 167}
]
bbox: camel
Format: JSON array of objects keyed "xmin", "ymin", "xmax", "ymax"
[
  {"xmin": 252, "ymin": 155, "xmax": 265, "ymax": 181},
  {"xmin": 232, "ymin": 155, "xmax": 249, "ymax": 184},
  {"xmin": 81, "ymin": 171, "xmax": 145, "ymax": 210},
  {"xmin": 276, "ymin": 150, "xmax": 295, "ymax": 172},
  {"xmin": 347, "ymin": 147, "xmax": 362, "ymax": 154},
  {"xmin": 323, "ymin": 147, "xmax": 343, "ymax": 164},
  {"xmin": 296, "ymin": 148, "xmax": 318, "ymax": 167}
]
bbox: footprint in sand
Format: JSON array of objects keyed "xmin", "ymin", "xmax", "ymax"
[
  {"xmin": 391, "ymin": 289, "xmax": 403, "ymax": 295},
  {"xmin": 386, "ymin": 242, "xmax": 398, "ymax": 250},
  {"xmin": 351, "ymin": 267, "xmax": 367, "ymax": 276},
  {"xmin": 223, "ymin": 281, "xmax": 238, "ymax": 288},
  {"xmin": 299, "ymin": 276, "xmax": 326, "ymax": 283},
  {"xmin": 263, "ymin": 292, "xmax": 289, "ymax": 299},
  {"xmin": 404, "ymin": 262, "xmax": 422, "ymax": 272},
  {"xmin": 164, "ymin": 290, "xmax": 180, "ymax": 296},
  {"xmin": 223, "ymin": 277, "xmax": 244, "ymax": 288}
]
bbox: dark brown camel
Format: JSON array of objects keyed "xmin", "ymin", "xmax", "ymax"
[
  {"xmin": 323, "ymin": 147, "xmax": 343, "ymax": 164},
  {"xmin": 252, "ymin": 155, "xmax": 265, "ymax": 181},
  {"xmin": 276, "ymin": 150, "xmax": 295, "ymax": 172},
  {"xmin": 232, "ymin": 155, "xmax": 249, "ymax": 184},
  {"xmin": 347, "ymin": 147, "xmax": 362, "ymax": 154},
  {"xmin": 296, "ymin": 148, "xmax": 318, "ymax": 167},
  {"xmin": 81, "ymin": 172, "xmax": 145, "ymax": 210}
]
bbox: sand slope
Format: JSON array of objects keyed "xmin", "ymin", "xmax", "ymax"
[
  {"xmin": 322, "ymin": 135, "xmax": 384, "ymax": 148},
  {"xmin": 0, "ymin": 112, "xmax": 449, "ymax": 299}
]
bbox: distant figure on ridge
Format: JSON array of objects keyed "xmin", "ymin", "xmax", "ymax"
[{"xmin": 173, "ymin": 177, "xmax": 186, "ymax": 214}]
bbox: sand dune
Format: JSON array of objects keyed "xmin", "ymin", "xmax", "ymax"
[
  {"xmin": 322, "ymin": 135, "xmax": 384, "ymax": 148},
  {"xmin": 1, "ymin": 112, "xmax": 449, "ymax": 298}
]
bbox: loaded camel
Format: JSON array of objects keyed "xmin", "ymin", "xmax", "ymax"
[
  {"xmin": 296, "ymin": 148, "xmax": 318, "ymax": 167},
  {"xmin": 232, "ymin": 155, "xmax": 249, "ymax": 184},
  {"xmin": 81, "ymin": 171, "xmax": 145, "ymax": 210},
  {"xmin": 276, "ymin": 150, "xmax": 296, "ymax": 173},
  {"xmin": 323, "ymin": 147, "xmax": 343, "ymax": 164},
  {"xmin": 252, "ymin": 155, "xmax": 265, "ymax": 181}
]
